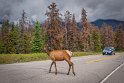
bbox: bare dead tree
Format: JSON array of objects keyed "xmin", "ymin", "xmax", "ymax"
[
  {"xmin": 81, "ymin": 8, "xmax": 89, "ymax": 51},
  {"xmin": 45, "ymin": 2, "xmax": 64, "ymax": 50},
  {"xmin": 64, "ymin": 11, "xmax": 72, "ymax": 49},
  {"xmin": 100, "ymin": 23, "xmax": 115, "ymax": 48}
]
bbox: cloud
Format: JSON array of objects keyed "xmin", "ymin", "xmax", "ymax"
[{"xmin": 0, "ymin": 0, "xmax": 124, "ymax": 22}]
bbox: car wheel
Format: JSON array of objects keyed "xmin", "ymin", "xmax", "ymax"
[{"xmin": 111, "ymin": 52, "xmax": 114, "ymax": 55}]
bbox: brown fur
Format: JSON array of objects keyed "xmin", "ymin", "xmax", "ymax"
[{"xmin": 44, "ymin": 47, "xmax": 75, "ymax": 76}]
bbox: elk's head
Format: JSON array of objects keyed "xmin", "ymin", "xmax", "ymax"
[{"xmin": 44, "ymin": 44, "xmax": 52, "ymax": 52}]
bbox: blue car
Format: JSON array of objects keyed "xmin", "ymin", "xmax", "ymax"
[{"xmin": 102, "ymin": 47, "xmax": 115, "ymax": 55}]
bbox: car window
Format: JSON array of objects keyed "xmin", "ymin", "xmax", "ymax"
[{"xmin": 104, "ymin": 47, "xmax": 114, "ymax": 51}]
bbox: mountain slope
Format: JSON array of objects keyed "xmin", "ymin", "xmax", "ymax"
[{"xmin": 91, "ymin": 19, "xmax": 124, "ymax": 28}]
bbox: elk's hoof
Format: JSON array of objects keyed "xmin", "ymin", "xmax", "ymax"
[
  {"xmin": 67, "ymin": 73, "xmax": 69, "ymax": 75},
  {"xmin": 73, "ymin": 72, "xmax": 76, "ymax": 76}
]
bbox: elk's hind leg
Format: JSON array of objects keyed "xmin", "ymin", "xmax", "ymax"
[
  {"xmin": 71, "ymin": 62, "xmax": 76, "ymax": 76},
  {"xmin": 66, "ymin": 59, "xmax": 75, "ymax": 76},
  {"xmin": 67, "ymin": 64, "xmax": 71, "ymax": 75}
]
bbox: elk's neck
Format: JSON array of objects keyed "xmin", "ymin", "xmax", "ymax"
[{"xmin": 46, "ymin": 50, "xmax": 50, "ymax": 56}]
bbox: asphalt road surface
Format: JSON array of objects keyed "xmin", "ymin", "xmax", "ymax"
[{"xmin": 0, "ymin": 53, "xmax": 124, "ymax": 83}]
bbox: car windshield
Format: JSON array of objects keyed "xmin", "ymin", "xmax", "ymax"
[{"xmin": 104, "ymin": 47, "xmax": 114, "ymax": 51}]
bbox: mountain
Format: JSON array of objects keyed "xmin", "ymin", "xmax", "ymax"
[
  {"xmin": 91, "ymin": 19, "xmax": 124, "ymax": 29},
  {"xmin": 0, "ymin": 18, "xmax": 124, "ymax": 30}
]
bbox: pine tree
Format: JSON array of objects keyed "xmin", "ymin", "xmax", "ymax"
[
  {"xmin": 40, "ymin": 27, "xmax": 48, "ymax": 51},
  {"xmin": 100, "ymin": 23, "xmax": 115, "ymax": 48},
  {"xmin": 81, "ymin": 8, "xmax": 89, "ymax": 51},
  {"xmin": 64, "ymin": 11, "xmax": 72, "ymax": 50},
  {"xmin": 45, "ymin": 2, "xmax": 64, "ymax": 50},
  {"xmin": 23, "ymin": 32, "xmax": 31, "ymax": 53},
  {"xmin": 18, "ymin": 10, "xmax": 29, "ymax": 54},
  {"xmin": 92, "ymin": 29, "xmax": 101, "ymax": 52},
  {"xmin": 70, "ymin": 14, "xmax": 79, "ymax": 51},
  {"xmin": 0, "ymin": 27, "xmax": 3, "ymax": 53},
  {"xmin": 87, "ymin": 23, "xmax": 95, "ymax": 51},
  {"xmin": 0, "ymin": 39, "xmax": 4, "ymax": 53},
  {"xmin": 68, "ymin": 14, "xmax": 79, "ymax": 51},
  {"xmin": 115, "ymin": 26, "xmax": 124, "ymax": 51},
  {"xmin": 8, "ymin": 24, "xmax": 19, "ymax": 54},
  {"xmin": 1, "ymin": 19, "xmax": 9, "ymax": 53},
  {"xmin": 32, "ymin": 21, "xmax": 41, "ymax": 53}
]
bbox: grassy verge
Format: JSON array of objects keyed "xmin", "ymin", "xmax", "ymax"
[
  {"xmin": 0, "ymin": 52, "xmax": 101, "ymax": 64},
  {"xmin": 73, "ymin": 51, "xmax": 101, "ymax": 57}
]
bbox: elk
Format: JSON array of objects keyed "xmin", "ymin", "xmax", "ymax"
[{"xmin": 44, "ymin": 46, "xmax": 76, "ymax": 76}]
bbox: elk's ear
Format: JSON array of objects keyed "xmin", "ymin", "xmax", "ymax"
[{"xmin": 48, "ymin": 47, "xmax": 52, "ymax": 51}]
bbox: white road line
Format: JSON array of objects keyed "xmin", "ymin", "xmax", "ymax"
[{"xmin": 100, "ymin": 62, "xmax": 124, "ymax": 83}]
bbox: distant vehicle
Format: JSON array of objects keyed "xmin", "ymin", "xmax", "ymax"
[{"xmin": 102, "ymin": 47, "xmax": 115, "ymax": 55}]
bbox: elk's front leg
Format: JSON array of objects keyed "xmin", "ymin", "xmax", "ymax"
[{"xmin": 49, "ymin": 61, "xmax": 54, "ymax": 73}]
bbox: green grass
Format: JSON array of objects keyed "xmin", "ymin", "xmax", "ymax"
[
  {"xmin": 0, "ymin": 52, "xmax": 100, "ymax": 64},
  {"xmin": 73, "ymin": 51, "xmax": 101, "ymax": 57},
  {"xmin": 0, "ymin": 53, "xmax": 48, "ymax": 64}
]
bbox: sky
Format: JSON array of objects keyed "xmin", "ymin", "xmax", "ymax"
[{"xmin": 0, "ymin": 0, "xmax": 124, "ymax": 22}]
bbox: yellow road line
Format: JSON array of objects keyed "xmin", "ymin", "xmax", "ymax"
[{"xmin": 85, "ymin": 55, "xmax": 121, "ymax": 64}]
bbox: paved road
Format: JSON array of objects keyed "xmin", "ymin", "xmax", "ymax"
[
  {"xmin": 0, "ymin": 53, "xmax": 124, "ymax": 83},
  {"xmin": 101, "ymin": 60, "xmax": 124, "ymax": 83}
]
